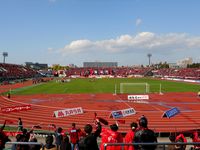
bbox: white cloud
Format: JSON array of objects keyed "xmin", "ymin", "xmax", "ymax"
[
  {"xmin": 136, "ymin": 18, "xmax": 142, "ymax": 26},
  {"xmin": 48, "ymin": 47, "xmax": 54, "ymax": 52},
  {"xmin": 45, "ymin": 32, "xmax": 200, "ymax": 66},
  {"xmin": 62, "ymin": 40, "xmax": 94, "ymax": 54},
  {"xmin": 57, "ymin": 32, "xmax": 200, "ymax": 56}
]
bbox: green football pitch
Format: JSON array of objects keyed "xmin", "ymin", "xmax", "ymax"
[{"xmin": 9, "ymin": 78, "xmax": 200, "ymax": 95}]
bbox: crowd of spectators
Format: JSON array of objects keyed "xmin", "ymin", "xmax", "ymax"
[
  {"xmin": 0, "ymin": 63, "xmax": 40, "ymax": 84},
  {"xmin": 1, "ymin": 63, "xmax": 200, "ymax": 84},
  {"xmin": 152, "ymin": 68, "xmax": 200, "ymax": 80},
  {"xmin": 63, "ymin": 67, "xmax": 152, "ymax": 77},
  {"xmin": 1, "ymin": 116, "xmax": 200, "ymax": 150},
  {"xmin": 58, "ymin": 67, "xmax": 200, "ymax": 80}
]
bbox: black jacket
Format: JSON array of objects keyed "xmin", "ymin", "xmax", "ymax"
[
  {"xmin": 79, "ymin": 123, "xmax": 101, "ymax": 150},
  {"xmin": 134, "ymin": 128, "xmax": 157, "ymax": 150}
]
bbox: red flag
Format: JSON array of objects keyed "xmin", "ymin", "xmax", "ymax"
[
  {"xmin": 94, "ymin": 112, "xmax": 109, "ymax": 125},
  {"xmin": 97, "ymin": 117, "xmax": 109, "ymax": 125},
  {"xmin": 116, "ymin": 120, "xmax": 126, "ymax": 124}
]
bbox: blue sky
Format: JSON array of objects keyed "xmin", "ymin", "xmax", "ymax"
[{"xmin": 0, "ymin": 0, "xmax": 200, "ymax": 67}]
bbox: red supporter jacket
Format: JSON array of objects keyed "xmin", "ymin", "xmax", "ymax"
[
  {"xmin": 100, "ymin": 128, "xmax": 123, "ymax": 150},
  {"xmin": 191, "ymin": 131, "xmax": 200, "ymax": 149},
  {"xmin": 69, "ymin": 127, "xmax": 79, "ymax": 144},
  {"xmin": 175, "ymin": 134, "xmax": 187, "ymax": 150},
  {"xmin": 176, "ymin": 134, "xmax": 187, "ymax": 143},
  {"xmin": 124, "ymin": 130, "xmax": 135, "ymax": 150}
]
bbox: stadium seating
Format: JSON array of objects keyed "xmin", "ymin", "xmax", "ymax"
[{"xmin": 0, "ymin": 63, "xmax": 39, "ymax": 83}]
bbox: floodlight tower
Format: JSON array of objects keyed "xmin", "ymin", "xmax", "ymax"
[
  {"xmin": 3, "ymin": 52, "xmax": 8, "ymax": 63},
  {"xmin": 147, "ymin": 53, "xmax": 152, "ymax": 66}
]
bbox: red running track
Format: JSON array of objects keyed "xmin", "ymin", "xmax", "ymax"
[{"xmin": 1, "ymin": 91, "xmax": 200, "ymax": 133}]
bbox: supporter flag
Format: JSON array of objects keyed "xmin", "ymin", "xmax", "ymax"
[
  {"xmin": 94, "ymin": 112, "xmax": 109, "ymax": 125},
  {"xmin": 116, "ymin": 120, "xmax": 126, "ymax": 124}
]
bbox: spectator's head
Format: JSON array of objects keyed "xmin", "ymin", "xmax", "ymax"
[
  {"xmin": 63, "ymin": 135, "xmax": 70, "ymax": 143},
  {"xmin": 130, "ymin": 122, "xmax": 138, "ymax": 131},
  {"xmin": 18, "ymin": 118, "xmax": 21, "ymax": 121},
  {"xmin": 169, "ymin": 133, "xmax": 176, "ymax": 142},
  {"xmin": 22, "ymin": 128, "xmax": 27, "ymax": 135},
  {"xmin": 139, "ymin": 115, "xmax": 148, "ymax": 128},
  {"xmin": 84, "ymin": 124, "xmax": 93, "ymax": 134},
  {"xmin": 110, "ymin": 124, "xmax": 118, "ymax": 131},
  {"xmin": 16, "ymin": 134, "xmax": 22, "ymax": 142},
  {"xmin": 72, "ymin": 123, "xmax": 76, "ymax": 128},
  {"xmin": 57, "ymin": 127, "xmax": 63, "ymax": 133}
]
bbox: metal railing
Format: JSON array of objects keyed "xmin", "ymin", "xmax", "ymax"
[
  {"xmin": 4, "ymin": 141, "xmax": 200, "ymax": 150},
  {"xmin": 103, "ymin": 142, "xmax": 200, "ymax": 150},
  {"xmin": 5, "ymin": 142, "xmax": 43, "ymax": 150}
]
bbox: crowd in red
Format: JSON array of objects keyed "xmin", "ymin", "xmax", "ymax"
[
  {"xmin": 63, "ymin": 67, "xmax": 200, "ymax": 80},
  {"xmin": 153, "ymin": 68, "xmax": 200, "ymax": 80},
  {"xmin": 1, "ymin": 116, "xmax": 200, "ymax": 150},
  {"xmin": 1, "ymin": 63, "xmax": 200, "ymax": 81},
  {"xmin": 0, "ymin": 63, "xmax": 39, "ymax": 83}
]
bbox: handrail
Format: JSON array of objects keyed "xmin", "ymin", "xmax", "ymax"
[
  {"xmin": 103, "ymin": 142, "xmax": 200, "ymax": 150},
  {"xmin": 6, "ymin": 141, "xmax": 43, "ymax": 145}
]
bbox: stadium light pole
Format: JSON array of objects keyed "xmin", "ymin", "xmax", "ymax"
[
  {"xmin": 3, "ymin": 52, "xmax": 8, "ymax": 63},
  {"xmin": 147, "ymin": 53, "xmax": 152, "ymax": 67}
]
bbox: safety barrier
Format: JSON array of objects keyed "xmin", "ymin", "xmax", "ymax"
[
  {"xmin": 5, "ymin": 142, "xmax": 43, "ymax": 150},
  {"xmin": 103, "ymin": 142, "xmax": 200, "ymax": 150},
  {"xmin": 4, "ymin": 141, "xmax": 200, "ymax": 150}
]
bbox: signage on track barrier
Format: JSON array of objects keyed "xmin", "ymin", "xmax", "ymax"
[
  {"xmin": 53, "ymin": 107, "xmax": 83, "ymax": 118},
  {"xmin": 162, "ymin": 107, "xmax": 180, "ymax": 118},
  {"xmin": 110, "ymin": 108, "xmax": 136, "ymax": 119}
]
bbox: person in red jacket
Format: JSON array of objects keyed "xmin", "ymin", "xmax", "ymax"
[
  {"xmin": 69, "ymin": 123, "xmax": 80, "ymax": 150},
  {"xmin": 100, "ymin": 123, "xmax": 123, "ymax": 150},
  {"xmin": 175, "ymin": 133, "xmax": 187, "ymax": 150},
  {"xmin": 190, "ymin": 131, "xmax": 200, "ymax": 150},
  {"xmin": 124, "ymin": 122, "xmax": 138, "ymax": 150}
]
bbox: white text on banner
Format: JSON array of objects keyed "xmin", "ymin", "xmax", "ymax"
[
  {"xmin": 128, "ymin": 95, "xmax": 149, "ymax": 100},
  {"xmin": 54, "ymin": 107, "xmax": 83, "ymax": 118}
]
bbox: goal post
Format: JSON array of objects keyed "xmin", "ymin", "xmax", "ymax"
[
  {"xmin": 120, "ymin": 83, "xmax": 150, "ymax": 94},
  {"xmin": 119, "ymin": 83, "xmax": 163, "ymax": 94}
]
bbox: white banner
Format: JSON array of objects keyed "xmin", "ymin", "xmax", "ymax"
[
  {"xmin": 128, "ymin": 95, "xmax": 149, "ymax": 100},
  {"xmin": 54, "ymin": 107, "xmax": 83, "ymax": 118},
  {"xmin": 111, "ymin": 108, "xmax": 136, "ymax": 119}
]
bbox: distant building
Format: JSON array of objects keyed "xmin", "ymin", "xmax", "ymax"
[
  {"xmin": 25, "ymin": 62, "xmax": 48, "ymax": 70},
  {"xmin": 168, "ymin": 63, "xmax": 180, "ymax": 68},
  {"xmin": 177, "ymin": 57, "xmax": 193, "ymax": 68},
  {"xmin": 83, "ymin": 62, "xmax": 118, "ymax": 68},
  {"xmin": 68, "ymin": 64, "xmax": 77, "ymax": 68}
]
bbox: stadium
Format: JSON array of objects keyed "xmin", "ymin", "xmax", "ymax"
[{"xmin": 1, "ymin": 61, "xmax": 200, "ymax": 149}]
